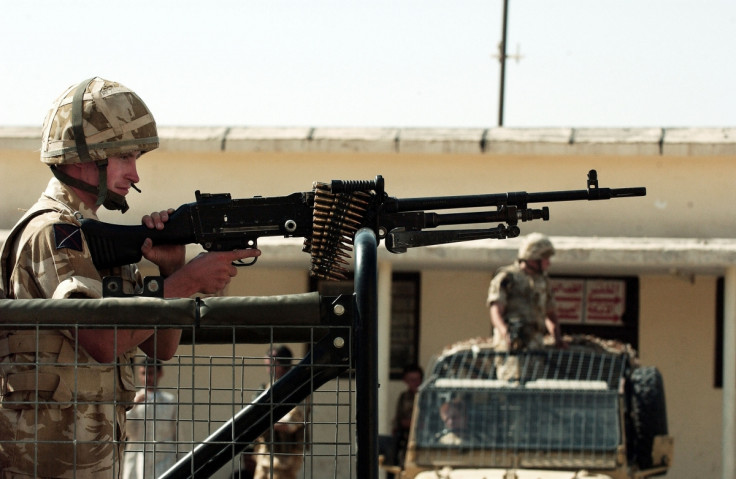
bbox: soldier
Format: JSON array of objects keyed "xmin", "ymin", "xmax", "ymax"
[
  {"xmin": 435, "ymin": 397, "xmax": 470, "ymax": 445},
  {"xmin": 486, "ymin": 233, "xmax": 562, "ymax": 379},
  {"xmin": 252, "ymin": 346, "xmax": 309, "ymax": 479},
  {"xmin": 434, "ymin": 394, "xmax": 486, "ymax": 446},
  {"xmin": 0, "ymin": 77, "xmax": 259, "ymax": 478}
]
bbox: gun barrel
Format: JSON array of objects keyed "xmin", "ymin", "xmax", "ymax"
[
  {"xmin": 526, "ymin": 186, "xmax": 647, "ymax": 203},
  {"xmin": 609, "ymin": 186, "xmax": 647, "ymax": 198},
  {"xmin": 394, "ymin": 194, "xmax": 509, "ymax": 211},
  {"xmin": 394, "ymin": 185, "xmax": 645, "ymax": 212}
]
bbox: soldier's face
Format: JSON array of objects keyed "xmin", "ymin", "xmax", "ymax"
[
  {"xmin": 72, "ymin": 151, "xmax": 141, "ymax": 198},
  {"xmin": 523, "ymin": 257, "xmax": 551, "ymax": 275},
  {"xmin": 106, "ymin": 151, "xmax": 141, "ymax": 196},
  {"xmin": 139, "ymin": 365, "xmax": 160, "ymax": 388},
  {"xmin": 540, "ymin": 257, "xmax": 551, "ymax": 271},
  {"xmin": 441, "ymin": 405, "xmax": 466, "ymax": 431}
]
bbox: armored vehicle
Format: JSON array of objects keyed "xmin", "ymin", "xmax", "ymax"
[{"xmin": 386, "ymin": 336, "xmax": 672, "ymax": 479}]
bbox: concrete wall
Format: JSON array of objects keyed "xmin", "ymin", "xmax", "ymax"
[
  {"xmin": 640, "ymin": 275, "xmax": 723, "ymax": 479},
  {"xmin": 2, "ymin": 126, "xmax": 735, "ymax": 479}
]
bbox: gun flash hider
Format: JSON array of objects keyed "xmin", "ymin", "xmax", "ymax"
[{"xmin": 305, "ymin": 182, "xmax": 372, "ymax": 280}]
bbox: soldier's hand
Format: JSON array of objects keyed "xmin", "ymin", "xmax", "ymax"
[
  {"xmin": 555, "ymin": 336, "xmax": 569, "ymax": 349},
  {"xmin": 142, "ymin": 208, "xmax": 175, "ymax": 230},
  {"xmin": 164, "ymin": 249, "xmax": 261, "ymax": 297},
  {"xmin": 141, "ymin": 208, "xmax": 186, "ymax": 276}
]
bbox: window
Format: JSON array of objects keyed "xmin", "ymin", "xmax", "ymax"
[{"xmin": 389, "ymin": 273, "xmax": 420, "ymax": 379}]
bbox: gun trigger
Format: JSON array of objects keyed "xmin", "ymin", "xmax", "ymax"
[{"xmin": 234, "ymin": 256, "xmax": 258, "ymax": 267}]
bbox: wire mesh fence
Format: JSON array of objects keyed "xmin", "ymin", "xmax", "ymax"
[
  {"xmin": 1, "ymin": 228, "xmax": 383, "ymax": 479},
  {"xmin": 0, "ymin": 289, "xmax": 367, "ymax": 479},
  {"xmin": 126, "ymin": 343, "xmax": 358, "ymax": 479}
]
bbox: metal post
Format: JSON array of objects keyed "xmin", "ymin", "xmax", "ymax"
[
  {"xmin": 498, "ymin": 0, "xmax": 509, "ymax": 126},
  {"xmin": 377, "ymin": 261, "xmax": 393, "ymax": 440},
  {"xmin": 354, "ymin": 228, "xmax": 379, "ymax": 479},
  {"xmin": 723, "ymin": 266, "xmax": 736, "ymax": 479}
]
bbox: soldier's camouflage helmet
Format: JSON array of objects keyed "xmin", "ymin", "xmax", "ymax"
[
  {"xmin": 40, "ymin": 77, "xmax": 158, "ymax": 212},
  {"xmin": 518, "ymin": 232, "xmax": 555, "ymax": 261},
  {"xmin": 41, "ymin": 77, "xmax": 158, "ymax": 165}
]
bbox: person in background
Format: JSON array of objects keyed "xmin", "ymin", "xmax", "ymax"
[
  {"xmin": 486, "ymin": 233, "xmax": 563, "ymax": 379},
  {"xmin": 124, "ymin": 358, "xmax": 178, "ymax": 479},
  {"xmin": 253, "ymin": 345, "xmax": 310, "ymax": 479},
  {"xmin": 390, "ymin": 363, "xmax": 423, "ymax": 471},
  {"xmin": 435, "ymin": 396, "xmax": 473, "ymax": 445}
]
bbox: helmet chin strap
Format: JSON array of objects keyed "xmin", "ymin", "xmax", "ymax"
[
  {"xmin": 49, "ymin": 165, "xmax": 130, "ymax": 213},
  {"xmin": 92, "ymin": 160, "xmax": 130, "ymax": 213},
  {"xmin": 62, "ymin": 77, "xmax": 130, "ymax": 213}
]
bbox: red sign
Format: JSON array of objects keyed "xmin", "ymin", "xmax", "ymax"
[
  {"xmin": 551, "ymin": 278, "xmax": 625, "ymax": 325},
  {"xmin": 585, "ymin": 280, "xmax": 625, "ymax": 324},
  {"xmin": 551, "ymin": 279, "xmax": 585, "ymax": 324}
]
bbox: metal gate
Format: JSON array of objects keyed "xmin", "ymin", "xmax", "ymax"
[{"xmin": 0, "ymin": 229, "xmax": 379, "ymax": 479}]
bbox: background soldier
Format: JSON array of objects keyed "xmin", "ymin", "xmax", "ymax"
[
  {"xmin": 434, "ymin": 394, "xmax": 487, "ymax": 446},
  {"xmin": 0, "ymin": 77, "xmax": 258, "ymax": 478},
  {"xmin": 486, "ymin": 233, "xmax": 562, "ymax": 379}
]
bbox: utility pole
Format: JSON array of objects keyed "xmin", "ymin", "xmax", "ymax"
[
  {"xmin": 498, "ymin": 0, "xmax": 509, "ymax": 126},
  {"xmin": 495, "ymin": 0, "xmax": 522, "ymax": 126}
]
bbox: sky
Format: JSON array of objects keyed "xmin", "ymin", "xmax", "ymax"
[{"xmin": 1, "ymin": 1, "xmax": 734, "ymax": 129}]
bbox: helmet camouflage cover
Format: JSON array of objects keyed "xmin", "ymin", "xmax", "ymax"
[
  {"xmin": 518, "ymin": 232, "xmax": 555, "ymax": 261},
  {"xmin": 40, "ymin": 77, "xmax": 158, "ymax": 165}
]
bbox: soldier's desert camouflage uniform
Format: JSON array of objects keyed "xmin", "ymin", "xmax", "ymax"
[
  {"xmin": 486, "ymin": 261, "xmax": 556, "ymax": 349},
  {"xmin": 0, "ymin": 179, "xmax": 139, "ymax": 478},
  {"xmin": 486, "ymin": 261, "xmax": 556, "ymax": 379},
  {"xmin": 253, "ymin": 404, "xmax": 308, "ymax": 479},
  {"xmin": 1, "ymin": 76, "xmax": 158, "ymax": 478}
]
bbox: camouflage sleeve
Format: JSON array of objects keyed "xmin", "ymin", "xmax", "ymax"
[
  {"xmin": 486, "ymin": 270, "xmax": 509, "ymax": 308},
  {"xmin": 10, "ymin": 213, "xmax": 104, "ymax": 300}
]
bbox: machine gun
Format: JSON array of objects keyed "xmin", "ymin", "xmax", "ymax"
[{"xmin": 80, "ymin": 170, "xmax": 645, "ymax": 280}]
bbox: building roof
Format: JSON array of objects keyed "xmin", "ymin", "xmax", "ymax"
[{"xmin": 2, "ymin": 126, "xmax": 735, "ymax": 156}]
